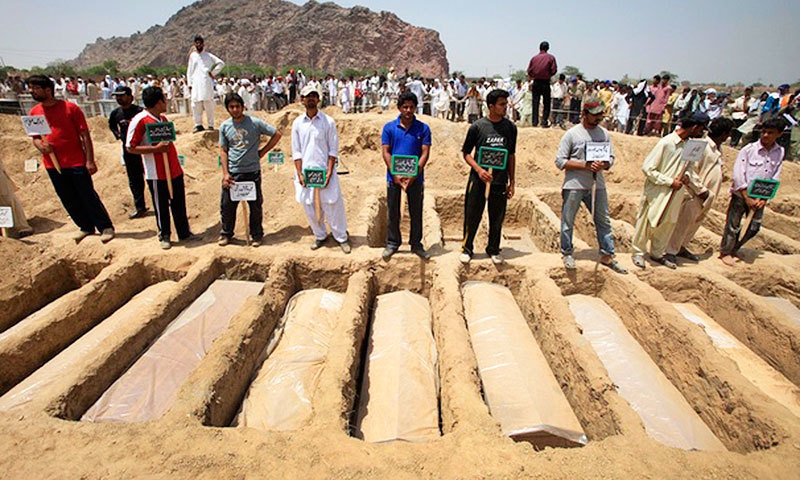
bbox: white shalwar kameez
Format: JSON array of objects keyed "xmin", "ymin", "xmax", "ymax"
[
  {"xmin": 187, "ymin": 49, "xmax": 225, "ymax": 128},
  {"xmin": 291, "ymin": 110, "xmax": 348, "ymax": 243}
]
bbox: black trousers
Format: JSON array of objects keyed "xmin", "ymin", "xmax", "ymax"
[
  {"xmin": 220, "ymin": 171, "xmax": 264, "ymax": 240},
  {"xmin": 386, "ymin": 179, "xmax": 423, "ymax": 250},
  {"xmin": 551, "ymin": 98, "xmax": 565, "ymax": 126},
  {"xmin": 569, "ymin": 97, "xmax": 582, "ymax": 124},
  {"xmin": 148, "ymin": 174, "xmax": 191, "ymax": 241},
  {"xmin": 47, "ymin": 166, "xmax": 113, "ymax": 233},
  {"xmin": 123, "ymin": 150, "xmax": 146, "ymax": 212},
  {"xmin": 462, "ymin": 172, "xmax": 507, "ymax": 256},
  {"xmin": 532, "ymin": 79, "xmax": 551, "ymax": 126},
  {"xmin": 720, "ymin": 193, "xmax": 764, "ymax": 255}
]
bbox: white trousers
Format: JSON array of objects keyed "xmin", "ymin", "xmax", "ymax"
[
  {"xmin": 192, "ymin": 99, "xmax": 215, "ymax": 128},
  {"xmin": 303, "ymin": 195, "xmax": 348, "ymax": 243}
]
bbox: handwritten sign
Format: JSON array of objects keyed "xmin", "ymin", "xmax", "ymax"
[
  {"xmin": 390, "ymin": 155, "xmax": 419, "ymax": 177},
  {"xmin": 21, "ymin": 115, "xmax": 51, "ymax": 136},
  {"xmin": 477, "ymin": 147, "xmax": 508, "ymax": 170},
  {"xmin": 24, "ymin": 159, "xmax": 39, "ymax": 173},
  {"xmin": 0, "ymin": 206, "xmax": 12, "ymax": 228},
  {"xmin": 267, "ymin": 152, "xmax": 285, "ymax": 165},
  {"xmin": 303, "ymin": 168, "xmax": 327, "ymax": 188},
  {"xmin": 178, "ymin": 155, "xmax": 186, "ymax": 166},
  {"xmin": 748, "ymin": 178, "xmax": 780, "ymax": 200},
  {"xmin": 586, "ymin": 142, "xmax": 611, "ymax": 162},
  {"xmin": 145, "ymin": 122, "xmax": 176, "ymax": 143},
  {"xmin": 680, "ymin": 139, "xmax": 706, "ymax": 163},
  {"xmin": 230, "ymin": 181, "xmax": 257, "ymax": 201}
]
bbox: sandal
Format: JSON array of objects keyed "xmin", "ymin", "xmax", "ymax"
[
  {"xmin": 631, "ymin": 254, "xmax": 646, "ymax": 269},
  {"xmin": 602, "ymin": 260, "xmax": 628, "ymax": 274}
]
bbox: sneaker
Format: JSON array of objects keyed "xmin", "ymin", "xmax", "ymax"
[
  {"xmin": 631, "ymin": 254, "xmax": 646, "ymax": 269},
  {"xmin": 412, "ymin": 247, "xmax": 431, "ymax": 260},
  {"xmin": 251, "ymin": 239, "xmax": 261, "ymax": 248},
  {"xmin": 459, "ymin": 252, "xmax": 471, "ymax": 264},
  {"xmin": 491, "ymin": 254, "xmax": 504, "ymax": 265},
  {"xmin": 310, "ymin": 238, "xmax": 325, "ymax": 250},
  {"xmin": 563, "ymin": 254, "xmax": 576, "ymax": 270},
  {"xmin": 72, "ymin": 230, "xmax": 91, "ymax": 244},
  {"xmin": 382, "ymin": 246, "xmax": 397, "ymax": 261},
  {"xmin": 218, "ymin": 236, "xmax": 230, "ymax": 246},
  {"xmin": 99, "ymin": 228, "xmax": 115, "ymax": 243},
  {"xmin": 192, "ymin": 125, "xmax": 205, "ymax": 133},
  {"xmin": 651, "ymin": 255, "xmax": 677, "ymax": 269},
  {"xmin": 159, "ymin": 238, "xmax": 172, "ymax": 250},
  {"xmin": 339, "ymin": 239, "xmax": 352, "ymax": 254},
  {"xmin": 128, "ymin": 208, "xmax": 148, "ymax": 219}
]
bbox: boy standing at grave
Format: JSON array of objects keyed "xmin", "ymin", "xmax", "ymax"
[
  {"xmin": 460, "ymin": 89, "xmax": 516, "ymax": 265},
  {"xmin": 26, "ymin": 75, "xmax": 115, "ymax": 244},
  {"xmin": 218, "ymin": 93, "xmax": 282, "ymax": 247},
  {"xmin": 292, "ymin": 85, "xmax": 351, "ymax": 253},
  {"xmin": 108, "ymin": 85, "xmax": 147, "ymax": 219},
  {"xmin": 719, "ymin": 117, "xmax": 785, "ymax": 266},
  {"xmin": 126, "ymin": 87, "xmax": 194, "ymax": 250},
  {"xmin": 631, "ymin": 112, "xmax": 709, "ymax": 269},
  {"xmin": 555, "ymin": 98, "xmax": 626, "ymax": 274},
  {"xmin": 381, "ymin": 91, "xmax": 431, "ymax": 260}
]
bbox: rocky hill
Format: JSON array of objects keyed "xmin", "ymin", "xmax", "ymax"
[{"xmin": 71, "ymin": 0, "xmax": 449, "ymax": 77}]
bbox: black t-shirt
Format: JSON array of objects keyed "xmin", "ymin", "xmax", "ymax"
[
  {"xmin": 462, "ymin": 116, "xmax": 517, "ymax": 185},
  {"xmin": 109, "ymin": 104, "xmax": 144, "ymax": 146}
]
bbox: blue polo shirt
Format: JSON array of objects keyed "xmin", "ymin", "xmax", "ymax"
[{"xmin": 381, "ymin": 115, "xmax": 432, "ymax": 183}]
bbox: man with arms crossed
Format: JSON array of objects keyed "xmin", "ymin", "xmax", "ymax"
[{"xmin": 381, "ymin": 91, "xmax": 431, "ymax": 261}]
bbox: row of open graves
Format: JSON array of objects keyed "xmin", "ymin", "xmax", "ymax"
[{"xmin": 1, "ymin": 250, "xmax": 798, "ymax": 457}]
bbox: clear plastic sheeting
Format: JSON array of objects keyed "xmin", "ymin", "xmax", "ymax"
[
  {"xmin": 674, "ymin": 303, "xmax": 800, "ymax": 418},
  {"xmin": 237, "ymin": 289, "xmax": 345, "ymax": 431},
  {"xmin": 462, "ymin": 281, "xmax": 587, "ymax": 449},
  {"xmin": 82, "ymin": 280, "xmax": 263, "ymax": 423},
  {"xmin": 568, "ymin": 294, "xmax": 726, "ymax": 451},
  {"xmin": 0, "ymin": 282, "xmax": 176, "ymax": 412},
  {"xmin": 354, "ymin": 290, "xmax": 440, "ymax": 443},
  {"xmin": 762, "ymin": 296, "xmax": 800, "ymax": 328}
]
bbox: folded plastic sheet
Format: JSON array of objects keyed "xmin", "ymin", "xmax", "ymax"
[
  {"xmin": 674, "ymin": 303, "xmax": 800, "ymax": 418},
  {"xmin": 82, "ymin": 279, "xmax": 263, "ymax": 422},
  {"xmin": 568, "ymin": 294, "xmax": 726, "ymax": 451},
  {"xmin": 0, "ymin": 282, "xmax": 175, "ymax": 412},
  {"xmin": 237, "ymin": 289, "xmax": 344, "ymax": 431},
  {"xmin": 762, "ymin": 296, "xmax": 800, "ymax": 328},
  {"xmin": 354, "ymin": 290, "xmax": 440, "ymax": 442},
  {"xmin": 462, "ymin": 281, "xmax": 587, "ymax": 448}
]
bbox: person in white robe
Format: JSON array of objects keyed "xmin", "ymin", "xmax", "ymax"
[{"xmin": 187, "ymin": 35, "xmax": 225, "ymax": 132}]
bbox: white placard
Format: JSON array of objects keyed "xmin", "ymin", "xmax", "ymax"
[
  {"xmin": 0, "ymin": 206, "xmax": 13, "ymax": 228},
  {"xmin": 21, "ymin": 115, "xmax": 52, "ymax": 136},
  {"xmin": 24, "ymin": 158, "xmax": 39, "ymax": 173},
  {"xmin": 230, "ymin": 181, "xmax": 257, "ymax": 201},
  {"xmin": 586, "ymin": 142, "xmax": 611, "ymax": 162},
  {"xmin": 680, "ymin": 139, "xmax": 706, "ymax": 163}
]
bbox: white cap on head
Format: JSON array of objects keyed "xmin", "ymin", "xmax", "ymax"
[{"xmin": 300, "ymin": 85, "xmax": 318, "ymax": 97}]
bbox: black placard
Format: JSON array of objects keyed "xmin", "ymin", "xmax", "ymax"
[
  {"xmin": 303, "ymin": 168, "xmax": 327, "ymax": 188},
  {"xmin": 145, "ymin": 122, "xmax": 176, "ymax": 143},
  {"xmin": 747, "ymin": 179, "xmax": 780, "ymax": 200},
  {"xmin": 390, "ymin": 155, "xmax": 419, "ymax": 177}
]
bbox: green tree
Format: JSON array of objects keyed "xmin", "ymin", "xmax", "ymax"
[
  {"xmin": 510, "ymin": 69, "xmax": 527, "ymax": 83},
  {"xmin": 102, "ymin": 60, "xmax": 119, "ymax": 75},
  {"xmin": 561, "ymin": 65, "xmax": 583, "ymax": 78},
  {"xmin": 658, "ymin": 70, "xmax": 679, "ymax": 82}
]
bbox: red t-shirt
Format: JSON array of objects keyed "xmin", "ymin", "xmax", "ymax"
[
  {"xmin": 126, "ymin": 110, "xmax": 183, "ymax": 180},
  {"xmin": 29, "ymin": 100, "xmax": 89, "ymax": 170}
]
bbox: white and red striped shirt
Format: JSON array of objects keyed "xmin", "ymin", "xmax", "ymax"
[{"xmin": 126, "ymin": 110, "xmax": 183, "ymax": 180}]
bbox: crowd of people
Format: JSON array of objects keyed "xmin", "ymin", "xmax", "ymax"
[{"xmin": 0, "ymin": 37, "xmax": 793, "ymax": 273}]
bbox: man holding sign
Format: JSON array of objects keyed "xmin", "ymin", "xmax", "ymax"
[
  {"xmin": 460, "ymin": 89, "xmax": 516, "ymax": 265},
  {"xmin": 555, "ymin": 98, "xmax": 626, "ymax": 274},
  {"xmin": 27, "ymin": 75, "xmax": 115, "ymax": 244},
  {"xmin": 291, "ymin": 85, "xmax": 350, "ymax": 253},
  {"xmin": 127, "ymin": 87, "xmax": 194, "ymax": 250},
  {"xmin": 631, "ymin": 111, "xmax": 709, "ymax": 269},
  {"xmin": 380, "ymin": 91, "xmax": 431, "ymax": 260},
  {"xmin": 719, "ymin": 117, "xmax": 785, "ymax": 266},
  {"xmin": 218, "ymin": 93, "xmax": 282, "ymax": 247}
]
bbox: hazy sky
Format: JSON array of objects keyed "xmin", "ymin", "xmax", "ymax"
[{"xmin": 1, "ymin": 0, "xmax": 797, "ymax": 85}]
